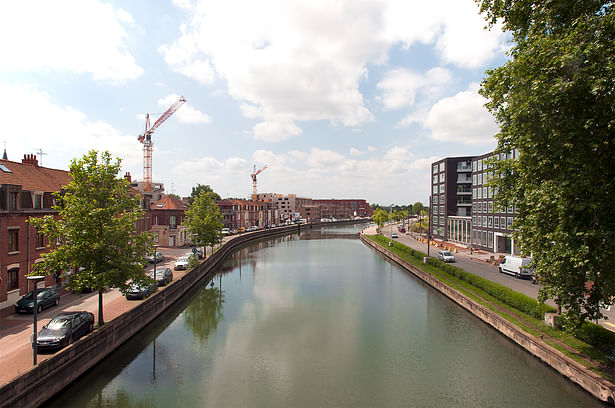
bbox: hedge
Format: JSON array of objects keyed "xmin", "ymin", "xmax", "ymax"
[{"xmin": 368, "ymin": 235, "xmax": 555, "ymax": 319}]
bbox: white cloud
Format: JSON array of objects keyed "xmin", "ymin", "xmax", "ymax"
[
  {"xmin": 0, "ymin": 83, "xmax": 141, "ymax": 170},
  {"xmin": 0, "ymin": 0, "xmax": 142, "ymax": 81},
  {"xmin": 158, "ymin": 94, "xmax": 211, "ymax": 124},
  {"xmin": 349, "ymin": 148, "xmax": 363, "ymax": 156},
  {"xmin": 401, "ymin": 85, "xmax": 499, "ymax": 144},
  {"xmin": 376, "ymin": 67, "xmax": 452, "ymax": 110}
]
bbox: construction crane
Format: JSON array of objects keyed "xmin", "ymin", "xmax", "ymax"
[
  {"xmin": 251, "ymin": 164, "xmax": 268, "ymax": 197},
  {"xmin": 137, "ymin": 96, "xmax": 186, "ymax": 192}
]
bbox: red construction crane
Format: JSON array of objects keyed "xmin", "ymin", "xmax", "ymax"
[
  {"xmin": 251, "ymin": 164, "xmax": 268, "ymax": 197},
  {"xmin": 138, "ymin": 96, "xmax": 186, "ymax": 192}
]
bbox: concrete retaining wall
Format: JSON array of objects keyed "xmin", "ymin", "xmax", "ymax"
[{"xmin": 360, "ymin": 234, "xmax": 615, "ymax": 404}]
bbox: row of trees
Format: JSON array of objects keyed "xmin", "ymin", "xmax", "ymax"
[{"xmin": 31, "ymin": 150, "xmax": 223, "ymax": 325}]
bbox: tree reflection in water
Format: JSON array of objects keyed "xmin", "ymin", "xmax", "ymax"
[{"xmin": 182, "ymin": 284, "xmax": 224, "ymax": 345}]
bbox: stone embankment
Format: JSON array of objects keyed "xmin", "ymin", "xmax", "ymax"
[
  {"xmin": 0, "ymin": 220, "xmax": 367, "ymax": 408},
  {"xmin": 360, "ymin": 232, "xmax": 615, "ymax": 405}
]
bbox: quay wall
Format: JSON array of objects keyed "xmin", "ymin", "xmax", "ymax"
[
  {"xmin": 360, "ymin": 233, "xmax": 615, "ymax": 405},
  {"xmin": 0, "ymin": 220, "xmax": 368, "ymax": 408}
]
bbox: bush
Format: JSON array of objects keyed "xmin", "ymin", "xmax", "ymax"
[{"xmin": 576, "ymin": 322, "xmax": 615, "ymax": 353}]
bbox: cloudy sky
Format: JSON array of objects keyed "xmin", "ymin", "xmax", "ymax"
[{"xmin": 0, "ymin": 0, "xmax": 508, "ymax": 205}]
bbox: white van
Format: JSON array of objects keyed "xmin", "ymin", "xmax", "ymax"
[{"xmin": 499, "ymin": 256, "xmax": 534, "ymax": 279}]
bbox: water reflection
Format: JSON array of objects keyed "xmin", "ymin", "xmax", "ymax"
[{"xmin": 183, "ymin": 286, "xmax": 224, "ymax": 345}]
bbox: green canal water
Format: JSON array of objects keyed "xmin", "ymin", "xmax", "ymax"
[{"xmin": 44, "ymin": 225, "xmax": 604, "ymax": 407}]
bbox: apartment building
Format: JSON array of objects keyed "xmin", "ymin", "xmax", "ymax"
[
  {"xmin": 312, "ymin": 199, "xmax": 373, "ymax": 218},
  {"xmin": 429, "ymin": 157, "xmax": 473, "ymax": 245},
  {"xmin": 218, "ymin": 199, "xmax": 277, "ymax": 230},
  {"xmin": 430, "ymin": 151, "xmax": 520, "ymax": 254},
  {"xmin": 150, "ymin": 194, "xmax": 190, "ymax": 247}
]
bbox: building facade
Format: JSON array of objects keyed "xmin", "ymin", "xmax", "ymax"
[
  {"xmin": 0, "ymin": 155, "xmax": 70, "ymax": 311},
  {"xmin": 430, "ymin": 151, "xmax": 520, "ymax": 254},
  {"xmin": 150, "ymin": 195, "xmax": 190, "ymax": 247},
  {"xmin": 311, "ymin": 199, "xmax": 373, "ymax": 218},
  {"xmin": 218, "ymin": 199, "xmax": 277, "ymax": 230},
  {"xmin": 429, "ymin": 157, "xmax": 473, "ymax": 245}
]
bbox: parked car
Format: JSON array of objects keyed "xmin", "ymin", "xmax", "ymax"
[
  {"xmin": 35, "ymin": 311, "xmax": 94, "ymax": 352},
  {"xmin": 150, "ymin": 267, "xmax": 173, "ymax": 286},
  {"xmin": 437, "ymin": 250, "xmax": 455, "ymax": 263},
  {"xmin": 186, "ymin": 248, "xmax": 204, "ymax": 259},
  {"xmin": 499, "ymin": 256, "xmax": 534, "ymax": 279},
  {"xmin": 174, "ymin": 256, "xmax": 191, "ymax": 270},
  {"xmin": 125, "ymin": 282, "xmax": 158, "ymax": 300},
  {"xmin": 391, "ymin": 232, "xmax": 399, "ymax": 238},
  {"xmin": 221, "ymin": 228, "xmax": 230, "ymax": 235},
  {"xmin": 146, "ymin": 251, "xmax": 164, "ymax": 263},
  {"xmin": 15, "ymin": 288, "xmax": 60, "ymax": 313}
]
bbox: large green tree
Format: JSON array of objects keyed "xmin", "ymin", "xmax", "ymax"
[
  {"xmin": 186, "ymin": 190, "xmax": 223, "ymax": 254},
  {"xmin": 477, "ymin": 0, "xmax": 615, "ymax": 328},
  {"xmin": 189, "ymin": 184, "xmax": 221, "ymax": 204},
  {"xmin": 30, "ymin": 151, "xmax": 152, "ymax": 325}
]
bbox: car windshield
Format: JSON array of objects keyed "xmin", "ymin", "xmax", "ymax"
[
  {"xmin": 23, "ymin": 291, "xmax": 47, "ymax": 300},
  {"xmin": 46, "ymin": 317, "xmax": 71, "ymax": 330},
  {"xmin": 442, "ymin": 251, "xmax": 453, "ymax": 256},
  {"xmin": 177, "ymin": 257, "xmax": 189, "ymax": 262}
]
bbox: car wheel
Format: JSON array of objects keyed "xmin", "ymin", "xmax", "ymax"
[
  {"xmin": 37, "ymin": 305, "xmax": 43, "ymax": 313},
  {"xmin": 498, "ymin": 267, "xmax": 503, "ymax": 274},
  {"xmin": 515, "ymin": 272, "xmax": 520, "ymax": 279},
  {"xmin": 55, "ymin": 298, "xmax": 60, "ymax": 306}
]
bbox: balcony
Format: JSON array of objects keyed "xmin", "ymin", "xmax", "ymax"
[
  {"xmin": 457, "ymin": 176, "xmax": 472, "ymax": 184},
  {"xmin": 457, "ymin": 163, "xmax": 472, "ymax": 172},
  {"xmin": 457, "ymin": 186, "xmax": 472, "ymax": 195},
  {"xmin": 456, "ymin": 198, "xmax": 472, "ymax": 206}
]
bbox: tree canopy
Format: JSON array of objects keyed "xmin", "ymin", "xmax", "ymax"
[
  {"xmin": 30, "ymin": 150, "xmax": 152, "ymax": 325},
  {"xmin": 189, "ymin": 184, "xmax": 221, "ymax": 204},
  {"xmin": 478, "ymin": 0, "xmax": 615, "ymax": 328},
  {"xmin": 186, "ymin": 190, "xmax": 223, "ymax": 251}
]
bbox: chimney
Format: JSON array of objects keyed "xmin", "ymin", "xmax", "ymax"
[
  {"xmin": 22, "ymin": 154, "xmax": 38, "ymax": 167},
  {"xmin": 124, "ymin": 172, "xmax": 132, "ymax": 182}
]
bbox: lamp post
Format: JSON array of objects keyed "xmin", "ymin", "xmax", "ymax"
[
  {"xmin": 28, "ymin": 275, "xmax": 45, "ymax": 365},
  {"xmin": 153, "ymin": 244, "xmax": 160, "ymax": 279}
]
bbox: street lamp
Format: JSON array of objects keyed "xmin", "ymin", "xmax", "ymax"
[
  {"xmin": 153, "ymin": 244, "xmax": 160, "ymax": 279},
  {"xmin": 28, "ymin": 275, "xmax": 45, "ymax": 365}
]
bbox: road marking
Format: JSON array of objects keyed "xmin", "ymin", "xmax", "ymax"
[{"xmin": 604, "ymin": 322, "xmax": 615, "ymax": 330}]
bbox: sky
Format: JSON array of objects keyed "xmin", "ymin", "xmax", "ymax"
[{"xmin": 0, "ymin": 0, "xmax": 510, "ymax": 206}]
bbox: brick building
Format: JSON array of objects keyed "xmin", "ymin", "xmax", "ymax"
[
  {"xmin": 218, "ymin": 199, "xmax": 277, "ymax": 230},
  {"xmin": 0, "ymin": 155, "xmax": 70, "ymax": 310},
  {"xmin": 150, "ymin": 194, "xmax": 189, "ymax": 247},
  {"xmin": 311, "ymin": 199, "xmax": 373, "ymax": 218}
]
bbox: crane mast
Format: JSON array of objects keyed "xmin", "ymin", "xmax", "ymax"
[
  {"xmin": 138, "ymin": 96, "xmax": 186, "ymax": 192},
  {"xmin": 251, "ymin": 164, "xmax": 268, "ymax": 197}
]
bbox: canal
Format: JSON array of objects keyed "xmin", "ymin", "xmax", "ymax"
[{"xmin": 44, "ymin": 225, "xmax": 603, "ymax": 407}]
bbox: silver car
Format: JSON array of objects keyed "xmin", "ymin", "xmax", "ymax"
[{"xmin": 437, "ymin": 250, "xmax": 455, "ymax": 263}]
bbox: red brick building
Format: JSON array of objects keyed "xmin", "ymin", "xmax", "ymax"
[
  {"xmin": 312, "ymin": 199, "xmax": 373, "ymax": 218},
  {"xmin": 218, "ymin": 199, "xmax": 277, "ymax": 230},
  {"xmin": 150, "ymin": 194, "xmax": 189, "ymax": 246},
  {"xmin": 0, "ymin": 155, "xmax": 70, "ymax": 310}
]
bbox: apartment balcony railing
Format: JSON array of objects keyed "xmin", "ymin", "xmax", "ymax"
[
  {"xmin": 456, "ymin": 199, "xmax": 472, "ymax": 206},
  {"xmin": 456, "ymin": 186, "xmax": 472, "ymax": 194},
  {"xmin": 457, "ymin": 176, "xmax": 472, "ymax": 183},
  {"xmin": 457, "ymin": 164, "xmax": 472, "ymax": 172}
]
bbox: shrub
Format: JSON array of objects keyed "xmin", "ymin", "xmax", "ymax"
[{"xmin": 576, "ymin": 322, "xmax": 615, "ymax": 353}]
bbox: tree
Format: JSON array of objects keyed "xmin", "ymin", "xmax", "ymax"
[
  {"xmin": 477, "ymin": 1, "xmax": 615, "ymax": 328},
  {"xmin": 412, "ymin": 202, "xmax": 425, "ymax": 216},
  {"xmin": 30, "ymin": 150, "xmax": 152, "ymax": 325},
  {"xmin": 168, "ymin": 193, "xmax": 182, "ymax": 201},
  {"xmin": 186, "ymin": 190, "xmax": 223, "ymax": 254},
  {"xmin": 372, "ymin": 208, "xmax": 388, "ymax": 228},
  {"xmin": 189, "ymin": 184, "xmax": 221, "ymax": 204}
]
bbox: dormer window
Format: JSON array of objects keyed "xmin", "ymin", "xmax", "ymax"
[
  {"xmin": 9, "ymin": 192, "xmax": 18, "ymax": 210},
  {"xmin": 35, "ymin": 194, "xmax": 43, "ymax": 209}
]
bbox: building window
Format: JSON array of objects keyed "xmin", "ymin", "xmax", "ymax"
[
  {"xmin": 433, "ymin": 165, "xmax": 438, "ymax": 175},
  {"xmin": 36, "ymin": 232, "xmax": 45, "ymax": 248},
  {"xmin": 488, "ymin": 232, "xmax": 494, "ymax": 248},
  {"xmin": 9, "ymin": 192, "xmax": 18, "ymax": 210},
  {"xmin": 488, "ymin": 201, "xmax": 493, "ymax": 213},
  {"xmin": 478, "ymin": 160, "xmax": 483, "ymax": 171},
  {"xmin": 482, "ymin": 187, "xmax": 487, "ymax": 198},
  {"xmin": 500, "ymin": 217, "xmax": 506, "ymax": 229},
  {"xmin": 472, "ymin": 188, "xmax": 476, "ymax": 199},
  {"xmin": 478, "ymin": 173, "xmax": 482, "ymax": 185},
  {"xmin": 507, "ymin": 217, "xmax": 514, "ymax": 229},
  {"xmin": 7, "ymin": 268, "xmax": 19, "ymax": 291},
  {"xmin": 483, "ymin": 231, "xmax": 487, "ymax": 246},
  {"xmin": 482, "ymin": 202, "xmax": 487, "ymax": 213},
  {"xmin": 35, "ymin": 194, "xmax": 43, "ymax": 209},
  {"xmin": 438, "ymin": 205, "xmax": 443, "ymax": 214},
  {"xmin": 439, "ymin": 184, "xmax": 445, "ymax": 193},
  {"xmin": 483, "ymin": 216, "xmax": 487, "ymax": 227},
  {"xmin": 494, "ymin": 217, "xmax": 499, "ymax": 229},
  {"xmin": 488, "ymin": 216, "xmax": 493, "ymax": 228},
  {"xmin": 439, "ymin": 173, "xmax": 445, "ymax": 183},
  {"xmin": 472, "ymin": 161, "xmax": 477, "ymax": 172},
  {"xmin": 433, "ymin": 185, "xmax": 438, "ymax": 194},
  {"xmin": 507, "ymin": 206, "xmax": 514, "ymax": 213},
  {"xmin": 8, "ymin": 229, "xmax": 19, "ymax": 252},
  {"xmin": 433, "ymin": 175, "xmax": 438, "ymax": 184},
  {"xmin": 472, "ymin": 216, "xmax": 476, "ymax": 226},
  {"xmin": 439, "ymin": 162, "xmax": 445, "ymax": 172},
  {"xmin": 478, "ymin": 188, "xmax": 482, "ymax": 199},
  {"xmin": 433, "ymin": 195, "xmax": 438, "ymax": 205},
  {"xmin": 473, "ymin": 174, "xmax": 477, "ymax": 186}
]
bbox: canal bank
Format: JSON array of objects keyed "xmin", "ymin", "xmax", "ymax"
[
  {"xmin": 359, "ymin": 228, "xmax": 615, "ymax": 405},
  {"xmin": 0, "ymin": 219, "xmax": 369, "ymax": 408}
]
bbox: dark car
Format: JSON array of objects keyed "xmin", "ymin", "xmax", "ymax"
[
  {"xmin": 36, "ymin": 311, "xmax": 94, "ymax": 352},
  {"xmin": 150, "ymin": 268, "xmax": 173, "ymax": 286},
  {"xmin": 15, "ymin": 288, "xmax": 60, "ymax": 313},
  {"xmin": 126, "ymin": 282, "xmax": 158, "ymax": 300}
]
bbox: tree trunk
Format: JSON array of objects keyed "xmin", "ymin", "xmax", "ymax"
[{"xmin": 98, "ymin": 288, "xmax": 105, "ymax": 325}]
